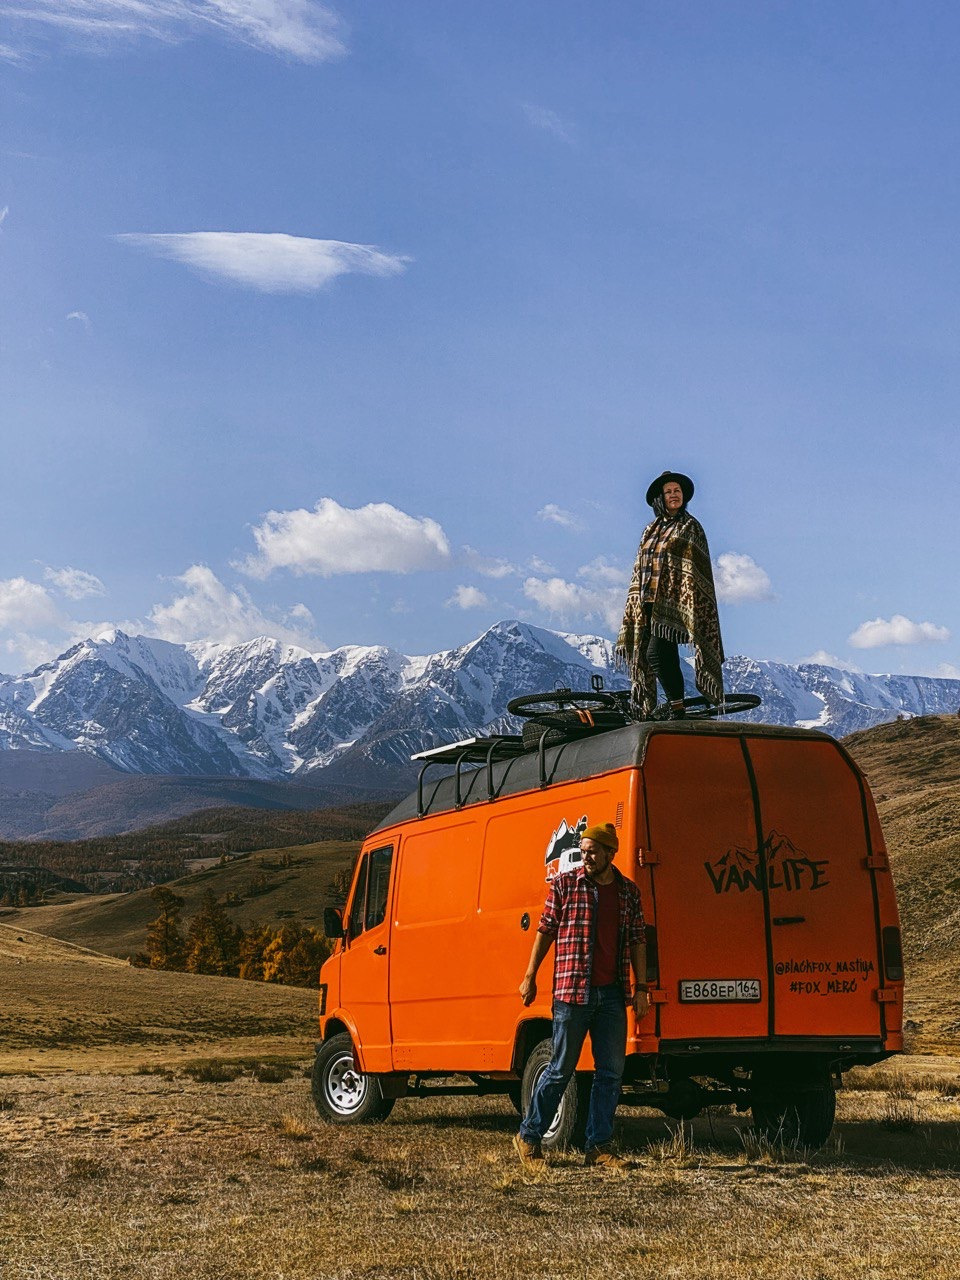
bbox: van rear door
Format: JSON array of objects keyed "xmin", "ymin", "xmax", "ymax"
[
  {"xmin": 744, "ymin": 737, "xmax": 883, "ymax": 1039},
  {"xmin": 642, "ymin": 733, "xmax": 770, "ymax": 1042}
]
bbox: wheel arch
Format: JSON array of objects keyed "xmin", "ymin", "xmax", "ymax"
[
  {"xmin": 512, "ymin": 1017, "xmax": 553, "ymax": 1075},
  {"xmin": 320, "ymin": 1010, "xmax": 364, "ymax": 1066}
]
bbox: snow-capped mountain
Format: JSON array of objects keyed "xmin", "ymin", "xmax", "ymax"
[{"xmin": 0, "ymin": 621, "xmax": 957, "ymax": 785}]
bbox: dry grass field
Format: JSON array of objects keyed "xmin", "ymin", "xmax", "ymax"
[
  {"xmin": 0, "ymin": 838, "xmax": 361, "ymax": 960},
  {"xmin": 2, "ymin": 1058, "xmax": 960, "ymax": 1280},
  {"xmin": 0, "ymin": 924, "xmax": 317, "ymax": 1073},
  {"xmin": 843, "ymin": 715, "xmax": 960, "ymax": 1050}
]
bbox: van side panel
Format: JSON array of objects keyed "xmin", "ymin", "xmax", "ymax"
[
  {"xmin": 387, "ymin": 776, "xmax": 636, "ymax": 1072},
  {"xmin": 745, "ymin": 738, "xmax": 884, "ymax": 1039},
  {"xmin": 389, "ymin": 818, "xmax": 482, "ymax": 1070},
  {"xmin": 642, "ymin": 734, "xmax": 770, "ymax": 1041}
]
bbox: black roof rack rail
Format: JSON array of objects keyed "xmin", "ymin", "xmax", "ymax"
[{"xmin": 412, "ymin": 735, "xmax": 527, "ymax": 817}]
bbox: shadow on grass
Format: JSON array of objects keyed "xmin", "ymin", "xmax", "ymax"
[{"xmin": 383, "ymin": 1099, "xmax": 960, "ymax": 1173}]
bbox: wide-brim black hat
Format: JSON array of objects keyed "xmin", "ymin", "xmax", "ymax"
[{"xmin": 645, "ymin": 470, "xmax": 695, "ymax": 507}]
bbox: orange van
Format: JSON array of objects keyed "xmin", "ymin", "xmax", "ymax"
[{"xmin": 312, "ymin": 697, "xmax": 903, "ymax": 1149}]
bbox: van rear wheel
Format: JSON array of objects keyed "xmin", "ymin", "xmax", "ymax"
[
  {"xmin": 750, "ymin": 1072, "xmax": 836, "ymax": 1149},
  {"xmin": 521, "ymin": 1038, "xmax": 589, "ymax": 1151},
  {"xmin": 311, "ymin": 1032, "xmax": 395, "ymax": 1124}
]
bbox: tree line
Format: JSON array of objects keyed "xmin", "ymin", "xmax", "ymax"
[{"xmin": 138, "ymin": 886, "xmax": 335, "ymax": 989}]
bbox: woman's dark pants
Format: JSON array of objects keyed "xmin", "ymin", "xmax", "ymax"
[
  {"xmin": 646, "ymin": 633, "xmax": 685, "ymax": 702},
  {"xmin": 519, "ymin": 985, "xmax": 627, "ymax": 1151}
]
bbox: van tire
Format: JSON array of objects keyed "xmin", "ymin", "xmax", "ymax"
[
  {"xmin": 311, "ymin": 1033, "xmax": 395, "ymax": 1125},
  {"xmin": 750, "ymin": 1075, "xmax": 836, "ymax": 1149},
  {"xmin": 521, "ymin": 1038, "xmax": 589, "ymax": 1151}
]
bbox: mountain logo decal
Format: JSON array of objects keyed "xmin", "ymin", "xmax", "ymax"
[
  {"xmin": 545, "ymin": 815, "xmax": 588, "ymax": 882},
  {"xmin": 705, "ymin": 830, "xmax": 830, "ymax": 894}
]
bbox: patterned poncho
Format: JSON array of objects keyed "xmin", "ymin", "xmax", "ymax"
[{"xmin": 616, "ymin": 508, "xmax": 725, "ymax": 715}]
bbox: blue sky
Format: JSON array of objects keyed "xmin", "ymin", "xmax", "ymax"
[{"xmin": 2, "ymin": 1, "xmax": 958, "ymax": 678}]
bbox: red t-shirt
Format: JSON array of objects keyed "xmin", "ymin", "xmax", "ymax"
[{"xmin": 590, "ymin": 878, "xmax": 620, "ymax": 987}]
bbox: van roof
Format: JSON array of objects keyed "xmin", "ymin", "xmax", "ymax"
[{"xmin": 372, "ymin": 719, "xmax": 837, "ymax": 832}]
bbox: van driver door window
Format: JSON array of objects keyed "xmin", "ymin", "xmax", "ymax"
[{"xmin": 340, "ymin": 843, "xmax": 395, "ymax": 1073}]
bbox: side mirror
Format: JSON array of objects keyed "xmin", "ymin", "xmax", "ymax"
[{"xmin": 323, "ymin": 907, "xmax": 345, "ymax": 940}]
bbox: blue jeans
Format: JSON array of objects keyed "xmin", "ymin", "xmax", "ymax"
[{"xmin": 520, "ymin": 985, "xmax": 628, "ymax": 1151}]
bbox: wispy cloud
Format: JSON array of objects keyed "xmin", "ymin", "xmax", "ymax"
[
  {"xmin": 5, "ymin": 1, "xmax": 346, "ymax": 63},
  {"xmin": 537, "ymin": 503, "xmax": 583, "ymax": 531},
  {"xmin": 713, "ymin": 552, "xmax": 774, "ymax": 604},
  {"xmin": 116, "ymin": 231, "xmax": 410, "ymax": 293},
  {"xmin": 43, "ymin": 565, "xmax": 106, "ymax": 599},
  {"xmin": 799, "ymin": 649, "xmax": 863, "ymax": 673},
  {"xmin": 523, "ymin": 575, "xmax": 623, "ymax": 632},
  {"xmin": 148, "ymin": 564, "xmax": 324, "ymax": 647},
  {"xmin": 0, "ymin": 207, "xmax": 9, "ymax": 229},
  {"xmin": 238, "ymin": 498, "xmax": 451, "ymax": 579},
  {"xmin": 522, "ymin": 103, "xmax": 575, "ymax": 145},
  {"xmin": 66, "ymin": 309, "xmax": 92, "ymax": 331},
  {"xmin": 848, "ymin": 614, "xmax": 950, "ymax": 649},
  {"xmin": 462, "ymin": 547, "xmax": 517, "ymax": 580}
]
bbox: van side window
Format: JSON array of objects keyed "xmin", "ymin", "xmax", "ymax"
[
  {"xmin": 347, "ymin": 853, "xmax": 368, "ymax": 940},
  {"xmin": 365, "ymin": 846, "xmax": 393, "ymax": 930}
]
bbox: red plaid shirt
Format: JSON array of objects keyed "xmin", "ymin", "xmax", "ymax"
[{"xmin": 538, "ymin": 866, "xmax": 645, "ymax": 1004}]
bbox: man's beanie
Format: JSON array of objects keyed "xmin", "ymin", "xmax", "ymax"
[{"xmin": 582, "ymin": 823, "xmax": 618, "ymax": 852}]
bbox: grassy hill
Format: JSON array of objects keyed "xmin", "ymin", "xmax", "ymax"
[
  {"xmin": 0, "ymin": 838, "xmax": 361, "ymax": 959},
  {"xmin": 0, "ymin": 923, "xmax": 317, "ymax": 1073},
  {"xmin": 843, "ymin": 714, "xmax": 960, "ymax": 1049}
]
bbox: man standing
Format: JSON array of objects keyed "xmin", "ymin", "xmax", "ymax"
[{"xmin": 514, "ymin": 822, "xmax": 648, "ymax": 1168}]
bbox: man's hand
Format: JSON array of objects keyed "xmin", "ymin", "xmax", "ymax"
[
  {"xmin": 633, "ymin": 988, "xmax": 651, "ymax": 1020},
  {"xmin": 519, "ymin": 974, "xmax": 537, "ymax": 1006}
]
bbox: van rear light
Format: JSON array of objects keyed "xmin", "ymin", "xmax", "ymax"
[{"xmin": 882, "ymin": 927, "xmax": 904, "ymax": 982}]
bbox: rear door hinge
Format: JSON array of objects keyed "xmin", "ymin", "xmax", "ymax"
[
  {"xmin": 640, "ymin": 848, "xmax": 660, "ymax": 866},
  {"xmin": 649, "ymin": 990, "xmax": 669, "ymax": 1004},
  {"xmin": 874, "ymin": 988, "xmax": 898, "ymax": 1004},
  {"xmin": 865, "ymin": 852, "xmax": 889, "ymax": 870}
]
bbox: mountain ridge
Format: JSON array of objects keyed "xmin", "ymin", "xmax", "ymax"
[{"xmin": 1, "ymin": 621, "xmax": 958, "ymax": 807}]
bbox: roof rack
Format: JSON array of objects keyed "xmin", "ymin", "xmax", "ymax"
[{"xmin": 411, "ymin": 734, "xmax": 528, "ymax": 816}]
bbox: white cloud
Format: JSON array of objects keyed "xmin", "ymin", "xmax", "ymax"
[
  {"xmin": 537, "ymin": 503, "xmax": 583, "ymax": 531},
  {"xmin": 5, "ymin": 1, "xmax": 346, "ymax": 62},
  {"xmin": 0, "ymin": 577, "xmax": 64, "ymax": 631},
  {"xmin": 148, "ymin": 565, "xmax": 323, "ymax": 647},
  {"xmin": 0, "ymin": 206, "xmax": 8, "ymax": 228},
  {"xmin": 43, "ymin": 565, "xmax": 106, "ymax": 599},
  {"xmin": 522, "ymin": 575, "xmax": 623, "ymax": 632},
  {"xmin": 116, "ymin": 232, "xmax": 410, "ymax": 294},
  {"xmin": 713, "ymin": 552, "xmax": 774, "ymax": 604},
  {"xmin": 522, "ymin": 103, "xmax": 575, "ymax": 144},
  {"xmin": 848, "ymin": 614, "xmax": 951, "ymax": 649},
  {"xmin": 934, "ymin": 662, "xmax": 960, "ymax": 680},
  {"xmin": 446, "ymin": 585, "xmax": 489, "ymax": 610},
  {"xmin": 239, "ymin": 498, "xmax": 451, "ymax": 579},
  {"xmin": 66, "ymin": 310, "xmax": 92, "ymax": 331}
]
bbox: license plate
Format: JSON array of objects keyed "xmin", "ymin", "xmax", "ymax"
[{"xmin": 679, "ymin": 978, "xmax": 761, "ymax": 1003}]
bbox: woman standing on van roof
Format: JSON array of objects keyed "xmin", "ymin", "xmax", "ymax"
[{"xmin": 616, "ymin": 470, "xmax": 725, "ymax": 719}]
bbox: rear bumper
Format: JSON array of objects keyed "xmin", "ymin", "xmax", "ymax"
[{"xmin": 654, "ymin": 1035, "xmax": 887, "ymax": 1058}]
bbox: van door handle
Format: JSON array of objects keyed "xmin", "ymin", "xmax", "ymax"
[
  {"xmin": 374, "ymin": 945, "xmax": 387, "ymax": 955},
  {"xmin": 773, "ymin": 916, "xmax": 805, "ymax": 926}
]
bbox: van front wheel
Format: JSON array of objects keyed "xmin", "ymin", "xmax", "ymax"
[
  {"xmin": 311, "ymin": 1033, "xmax": 395, "ymax": 1124},
  {"xmin": 521, "ymin": 1038, "xmax": 589, "ymax": 1151}
]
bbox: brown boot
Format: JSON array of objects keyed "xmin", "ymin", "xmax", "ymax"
[
  {"xmin": 513, "ymin": 1133, "xmax": 544, "ymax": 1166},
  {"xmin": 584, "ymin": 1142, "xmax": 627, "ymax": 1169}
]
